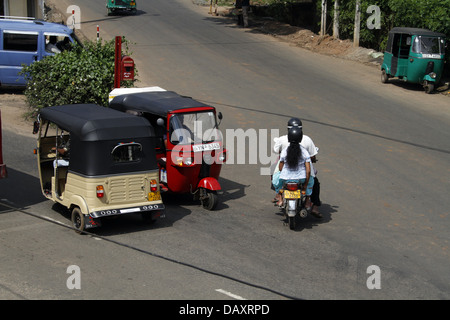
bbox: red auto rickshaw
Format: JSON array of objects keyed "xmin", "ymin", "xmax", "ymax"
[{"xmin": 110, "ymin": 90, "xmax": 226, "ymax": 210}]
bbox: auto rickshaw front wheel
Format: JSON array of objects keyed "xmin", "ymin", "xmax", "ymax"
[
  {"xmin": 381, "ymin": 70, "xmax": 389, "ymax": 83},
  {"xmin": 201, "ymin": 190, "xmax": 218, "ymax": 210},
  {"xmin": 71, "ymin": 207, "xmax": 86, "ymax": 234},
  {"xmin": 423, "ymin": 81, "xmax": 434, "ymax": 94}
]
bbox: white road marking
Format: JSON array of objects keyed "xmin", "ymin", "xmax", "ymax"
[{"xmin": 215, "ymin": 289, "xmax": 247, "ymax": 300}]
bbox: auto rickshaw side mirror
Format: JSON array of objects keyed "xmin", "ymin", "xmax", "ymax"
[
  {"xmin": 32, "ymin": 121, "xmax": 39, "ymax": 134},
  {"xmin": 217, "ymin": 112, "xmax": 223, "ymax": 126}
]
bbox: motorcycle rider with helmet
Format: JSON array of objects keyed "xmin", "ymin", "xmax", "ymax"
[
  {"xmin": 273, "ymin": 117, "xmax": 322, "ymax": 218},
  {"xmin": 273, "ymin": 126, "xmax": 314, "ymax": 208}
]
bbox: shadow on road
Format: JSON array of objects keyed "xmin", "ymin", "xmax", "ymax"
[
  {"xmin": 274, "ymin": 202, "xmax": 338, "ymax": 232},
  {"xmin": 59, "ymin": 176, "xmax": 248, "ymax": 236},
  {"xmin": 0, "ymin": 168, "xmax": 45, "ymax": 214}
]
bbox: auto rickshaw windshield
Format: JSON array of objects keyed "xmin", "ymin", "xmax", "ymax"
[
  {"xmin": 170, "ymin": 112, "xmax": 221, "ymax": 145},
  {"xmin": 412, "ymin": 36, "xmax": 445, "ymax": 55}
]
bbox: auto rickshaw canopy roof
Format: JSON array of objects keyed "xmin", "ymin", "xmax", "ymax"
[
  {"xmin": 39, "ymin": 104, "xmax": 158, "ymax": 176},
  {"xmin": 109, "ymin": 91, "xmax": 215, "ymax": 117},
  {"xmin": 389, "ymin": 27, "xmax": 446, "ymax": 38},
  {"xmin": 40, "ymin": 104, "xmax": 155, "ymax": 141}
]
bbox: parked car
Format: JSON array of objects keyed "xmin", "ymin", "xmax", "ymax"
[{"xmin": 0, "ymin": 17, "xmax": 80, "ymax": 88}]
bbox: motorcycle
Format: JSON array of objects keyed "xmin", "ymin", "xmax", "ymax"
[{"xmin": 280, "ymin": 181, "xmax": 310, "ymax": 230}]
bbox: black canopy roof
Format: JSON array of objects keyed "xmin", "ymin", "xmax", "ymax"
[
  {"xmin": 110, "ymin": 91, "xmax": 214, "ymax": 117},
  {"xmin": 40, "ymin": 104, "xmax": 154, "ymax": 141},
  {"xmin": 389, "ymin": 27, "xmax": 445, "ymax": 38}
]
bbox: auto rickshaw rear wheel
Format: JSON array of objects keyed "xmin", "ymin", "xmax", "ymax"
[
  {"xmin": 201, "ymin": 190, "xmax": 218, "ymax": 210},
  {"xmin": 71, "ymin": 207, "xmax": 86, "ymax": 234}
]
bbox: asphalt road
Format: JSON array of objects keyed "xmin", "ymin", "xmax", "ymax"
[{"xmin": 1, "ymin": 0, "xmax": 449, "ymax": 301}]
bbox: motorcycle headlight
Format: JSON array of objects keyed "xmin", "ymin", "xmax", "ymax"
[{"xmin": 429, "ymin": 72, "xmax": 437, "ymax": 79}]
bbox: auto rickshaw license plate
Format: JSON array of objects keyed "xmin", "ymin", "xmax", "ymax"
[
  {"xmin": 148, "ymin": 192, "xmax": 161, "ymax": 201},
  {"xmin": 284, "ymin": 190, "xmax": 301, "ymax": 198},
  {"xmin": 193, "ymin": 143, "xmax": 220, "ymax": 152}
]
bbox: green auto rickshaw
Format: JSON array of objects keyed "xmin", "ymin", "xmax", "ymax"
[
  {"xmin": 381, "ymin": 27, "xmax": 446, "ymax": 93},
  {"xmin": 106, "ymin": 0, "xmax": 137, "ymax": 16}
]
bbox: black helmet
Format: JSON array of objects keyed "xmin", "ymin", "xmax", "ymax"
[
  {"xmin": 287, "ymin": 117, "xmax": 302, "ymax": 129},
  {"xmin": 288, "ymin": 126, "xmax": 303, "ymax": 143}
]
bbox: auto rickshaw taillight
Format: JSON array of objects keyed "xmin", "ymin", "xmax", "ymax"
[
  {"xmin": 150, "ymin": 179, "xmax": 158, "ymax": 192},
  {"xmin": 96, "ymin": 185, "xmax": 105, "ymax": 198}
]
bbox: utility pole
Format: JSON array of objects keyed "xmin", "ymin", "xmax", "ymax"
[
  {"xmin": 114, "ymin": 36, "xmax": 122, "ymax": 89},
  {"xmin": 353, "ymin": 0, "xmax": 361, "ymax": 47},
  {"xmin": 333, "ymin": 0, "xmax": 340, "ymax": 39},
  {"xmin": 320, "ymin": 0, "xmax": 327, "ymax": 36}
]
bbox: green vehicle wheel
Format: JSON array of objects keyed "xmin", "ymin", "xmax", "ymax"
[
  {"xmin": 424, "ymin": 81, "xmax": 434, "ymax": 94},
  {"xmin": 381, "ymin": 70, "xmax": 389, "ymax": 83}
]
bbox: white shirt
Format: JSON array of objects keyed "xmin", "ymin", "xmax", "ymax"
[
  {"xmin": 279, "ymin": 145, "xmax": 311, "ymax": 180},
  {"xmin": 273, "ymin": 134, "xmax": 318, "ymax": 176}
]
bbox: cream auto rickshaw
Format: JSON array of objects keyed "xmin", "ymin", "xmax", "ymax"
[{"xmin": 34, "ymin": 104, "xmax": 164, "ymax": 233}]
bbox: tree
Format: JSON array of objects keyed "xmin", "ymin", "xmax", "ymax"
[{"xmin": 21, "ymin": 37, "xmax": 136, "ymax": 118}]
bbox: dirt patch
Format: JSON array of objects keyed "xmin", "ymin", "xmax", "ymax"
[
  {"xmin": 253, "ymin": 20, "xmax": 354, "ymax": 56},
  {"xmin": 217, "ymin": 6, "xmax": 384, "ymax": 66},
  {"xmin": 0, "ymin": 89, "xmax": 34, "ymax": 137}
]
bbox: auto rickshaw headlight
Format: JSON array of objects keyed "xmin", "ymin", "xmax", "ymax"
[
  {"xmin": 175, "ymin": 157, "xmax": 193, "ymax": 166},
  {"xmin": 429, "ymin": 72, "xmax": 437, "ymax": 79},
  {"xmin": 218, "ymin": 149, "xmax": 227, "ymax": 163},
  {"xmin": 96, "ymin": 185, "xmax": 105, "ymax": 198}
]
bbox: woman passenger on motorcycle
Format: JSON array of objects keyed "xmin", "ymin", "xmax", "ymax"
[{"xmin": 274, "ymin": 127, "xmax": 313, "ymax": 208}]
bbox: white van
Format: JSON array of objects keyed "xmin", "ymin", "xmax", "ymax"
[{"xmin": 0, "ymin": 18, "xmax": 79, "ymax": 87}]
